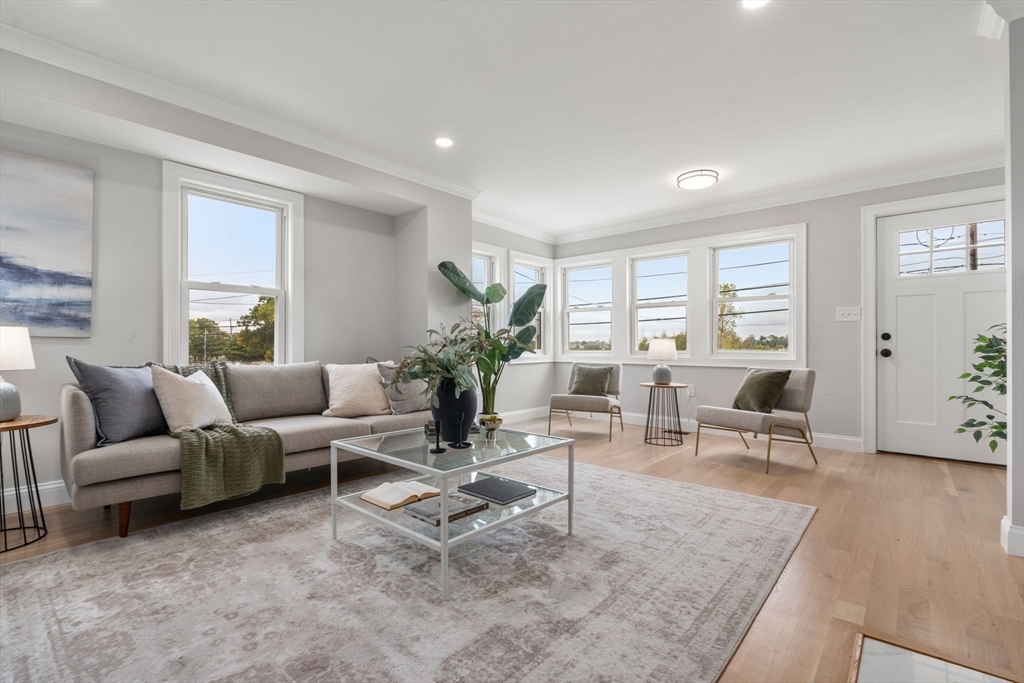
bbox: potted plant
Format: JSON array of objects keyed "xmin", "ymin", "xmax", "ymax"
[
  {"xmin": 386, "ymin": 322, "xmax": 479, "ymax": 444},
  {"xmin": 949, "ymin": 323, "xmax": 1007, "ymax": 453},
  {"xmin": 437, "ymin": 261, "xmax": 547, "ymax": 428}
]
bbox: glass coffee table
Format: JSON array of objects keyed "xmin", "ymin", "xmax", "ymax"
[{"xmin": 331, "ymin": 427, "xmax": 575, "ymax": 600}]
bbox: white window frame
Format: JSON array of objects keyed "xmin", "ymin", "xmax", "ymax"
[
  {"xmin": 562, "ymin": 261, "xmax": 615, "ymax": 355},
  {"xmin": 710, "ymin": 237, "xmax": 797, "ymax": 360},
  {"xmin": 162, "ymin": 161, "xmax": 304, "ymax": 365},
  {"xmin": 472, "ymin": 242, "xmax": 505, "ymax": 329},
  {"xmin": 629, "ymin": 250, "xmax": 689, "ymax": 357},
  {"xmin": 509, "ymin": 251, "xmax": 554, "ymax": 360}
]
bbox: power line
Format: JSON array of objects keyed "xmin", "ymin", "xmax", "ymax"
[{"xmin": 720, "ymin": 259, "xmax": 788, "ymax": 271}]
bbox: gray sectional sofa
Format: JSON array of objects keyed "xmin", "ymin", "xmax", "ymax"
[{"xmin": 59, "ymin": 361, "xmax": 430, "ymax": 536}]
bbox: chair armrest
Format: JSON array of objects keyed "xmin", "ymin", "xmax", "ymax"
[{"xmin": 59, "ymin": 383, "xmax": 97, "ymax": 486}]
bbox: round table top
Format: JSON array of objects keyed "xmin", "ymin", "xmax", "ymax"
[
  {"xmin": 639, "ymin": 382, "xmax": 688, "ymax": 388},
  {"xmin": 0, "ymin": 415, "xmax": 58, "ymax": 433}
]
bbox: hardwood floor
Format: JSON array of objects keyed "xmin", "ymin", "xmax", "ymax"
[{"xmin": 3, "ymin": 420, "xmax": 1021, "ymax": 682}]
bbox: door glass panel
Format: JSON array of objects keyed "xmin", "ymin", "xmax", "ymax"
[
  {"xmin": 973, "ymin": 245, "xmax": 1005, "ymax": 271},
  {"xmin": 931, "ymin": 249, "xmax": 966, "ymax": 274},
  {"xmin": 899, "ymin": 229, "xmax": 930, "ymax": 252},
  {"xmin": 974, "ymin": 220, "xmax": 1004, "ymax": 245},
  {"xmin": 899, "ymin": 253, "xmax": 931, "ymax": 277},
  {"xmin": 931, "ymin": 225, "xmax": 965, "ymax": 249},
  {"xmin": 189, "ymin": 289, "xmax": 275, "ymax": 364},
  {"xmin": 567, "ymin": 310, "xmax": 611, "ymax": 351}
]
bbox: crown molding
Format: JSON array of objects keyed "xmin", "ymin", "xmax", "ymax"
[
  {"xmin": 472, "ymin": 211, "xmax": 556, "ymax": 244},
  {"xmin": 0, "ymin": 24, "xmax": 482, "ymax": 201},
  {"xmin": 979, "ymin": 3, "xmax": 1007, "ymax": 39},
  {"xmin": 987, "ymin": 0, "xmax": 1024, "ymax": 22},
  {"xmin": 550, "ymin": 152, "xmax": 1004, "ymax": 245}
]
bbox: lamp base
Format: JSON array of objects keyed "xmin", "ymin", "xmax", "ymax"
[
  {"xmin": 652, "ymin": 363, "xmax": 672, "ymax": 385},
  {"xmin": 0, "ymin": 376, "xmax": 23, "ymax": 422}
]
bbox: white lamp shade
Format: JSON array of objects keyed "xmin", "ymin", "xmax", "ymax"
[
  {"xmin": 0, "ymin": 326, "xmax": 36, "ymax": 371},
  {"xmin": 646, "ymin": 338, "xmax": 678, "ymax": 361}
]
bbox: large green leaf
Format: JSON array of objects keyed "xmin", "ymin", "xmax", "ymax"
[
  {"xmin": 503, "ymin": 325, "xmax": 537, "ymax": 361},
  {"xmin": 438, "ymin": 261, "xmax": 485, "ymax": 303},
  {"xmin": 484, "ymin": 283, "xmax": 507, "ymax": 305},
  {"xmin": 507, "ymin": 283, "xmax": 547, "ymax": 327}
]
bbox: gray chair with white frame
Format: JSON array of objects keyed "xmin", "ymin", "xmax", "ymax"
[
  {"xmin": 548, "ymin": 362, "xmax": 624, "ymax": 441},
  {"xmin": 693, "ymin": 368, "xmax": 818, "ymax": 473}
]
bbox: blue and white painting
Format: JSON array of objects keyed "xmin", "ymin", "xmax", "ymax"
[{"xmin": 0, "ymin": 150, "xmax": 94, "ymax": 337}]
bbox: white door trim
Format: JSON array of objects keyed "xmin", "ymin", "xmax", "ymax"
[{"xmin": 860, "ymin": 185, "xmax": 1005, "ymax": 453}]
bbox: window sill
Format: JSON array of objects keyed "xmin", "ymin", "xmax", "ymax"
[{"xmin": 552, "ymin": 355, "xmax": 802, "ymax": 370}]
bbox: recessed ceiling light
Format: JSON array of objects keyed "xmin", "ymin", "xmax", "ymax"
[
  {"xmin": 742, "ymin": 0, "xmax": 770, "ymax": 8},
  {"xmin": 435, "ymin": 137, "xmax": 453, "ymax": 147},
  {"xmin": 677, "ymin": 169, "xmax": 719, "ymax": 190}
]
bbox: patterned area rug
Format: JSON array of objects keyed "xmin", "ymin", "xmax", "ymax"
[{"xmin": 0, "ymin": 457, "xmax": 814, "ymax": 683}]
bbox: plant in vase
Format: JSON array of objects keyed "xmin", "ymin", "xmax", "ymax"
[
  {"xmin": 437, "ymin": 261, "xmax": 548, "ymax": 425},
  {"xmin": 384, "ymin": 322, "xmax": 478, "ymax": 444}
]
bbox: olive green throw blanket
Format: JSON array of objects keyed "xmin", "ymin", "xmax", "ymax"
[{"xmin": 173, "ymin": 423, "xmax": 285, "ymax": 510}]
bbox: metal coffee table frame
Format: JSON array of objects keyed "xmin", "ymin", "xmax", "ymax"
[{"xmin": 331, "ymin": 428, "xmax": 574, "ymax": 600}]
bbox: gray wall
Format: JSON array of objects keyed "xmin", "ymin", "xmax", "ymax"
[
  {"xmin": 473, "ymin": 221, "xmax": 555, "ymax": 259},
  {"xmin": 553, "ymin": 168, "xmax": 1005, "ymax": 441},
  {"xmin": 0, "ymin": 122, "xmax": 401, "ymax": 490}
]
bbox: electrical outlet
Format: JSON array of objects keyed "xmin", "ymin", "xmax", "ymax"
[
  {"xmin": 688, "ymin": 385, "xmax": 696, "ymax": 397},
  {"xmin": 836, "ymin": 307, "xmax": 862, "ymax": 322}
]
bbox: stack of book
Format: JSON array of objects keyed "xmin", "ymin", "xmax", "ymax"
[{"xmin": 359, "ymin": 476, "xmax": 538, "ymax": 528}]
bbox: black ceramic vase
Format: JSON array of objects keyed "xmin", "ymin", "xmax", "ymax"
[{"xmin": 431, "ymin": 378, "xmax": 477, "ymax": 444}]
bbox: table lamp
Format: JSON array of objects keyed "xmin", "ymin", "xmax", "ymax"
[
  {"xmin": 0, "ymin": 326, "xmax": 36, "ymax": 422},
  {"xmin": 647, "ymin": 338, "xmax": 677, "ymax": 385}
]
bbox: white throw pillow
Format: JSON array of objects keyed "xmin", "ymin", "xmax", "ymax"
[
  {"xmin": 323, "ymin": 363, "xmax": 392, "ymax": 418},
  {"xmin": 151, "ymin": 365, "xmax": 233, "ymax": 432}
]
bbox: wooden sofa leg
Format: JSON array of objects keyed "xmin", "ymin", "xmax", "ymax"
[{"xmin": 118, "ymin": 501, "xmax": 132, "ymax": 538}]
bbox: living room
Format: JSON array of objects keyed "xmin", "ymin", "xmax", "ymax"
[{"xmin": 0, "ymin": 2, "xmax": 1021, "ymax": 682}]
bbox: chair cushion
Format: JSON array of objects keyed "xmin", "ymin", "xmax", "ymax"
[
  {"xmin": 732, "ymin": 369, "xmax": 792, "ymax": 413},
  {"xmin": 569, "ymin": 365, "xmax": 613, "ymax": 396},
  {"xmin": 226, "ymin": 362, "xmax": 327, "ymax": 422},
  {"xmin": 550, "ymin": 394, "xmax": 620, "ymax": 412},
  {"xmin": 243, "ymin": 415, "xmax": 371, "ymax": 453},
  {"xmin": 696, "ymin": 406, "xmax": 808, "ymax": 438},
  {"xmin": 354, "ymin": 410, "xmax": 433, "ymax": 434},
  {"xmin": 72, "ymin": 435, "xmax": 181, "ymax": 487}
]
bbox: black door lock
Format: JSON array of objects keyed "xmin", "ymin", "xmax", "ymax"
[{"xmin": 880, "ymin": 349, "xmax": 892, "ymax": 358}]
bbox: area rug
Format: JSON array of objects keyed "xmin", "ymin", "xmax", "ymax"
[{"xmin": 0, "ymin": 457, "xmax": 814, "ymax": 683}]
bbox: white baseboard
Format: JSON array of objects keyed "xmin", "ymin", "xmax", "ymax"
[
  {"xmin": 1001, "ymin": 516, "xmax": 1024, "ymax": 557},
  {"xmin": 3, "ymin": 479, "xmax": 70, "ymax": 512},
  {"xmin": 498, "ymin": 406, "xmax": 551, "ymax": 424}
]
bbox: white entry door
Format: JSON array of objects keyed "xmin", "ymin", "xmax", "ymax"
[{"xmin": 877, "ymin": 201, "xmax": 1006, "ymax": 464}]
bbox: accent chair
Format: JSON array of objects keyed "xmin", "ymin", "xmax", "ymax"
[
  {"xmin": 548, "ymin": 362, "xmax": 624, "ymax": 442},
  {"xmin": 694, "ymin": 368, "xmax": 818, "ymax": 473}
]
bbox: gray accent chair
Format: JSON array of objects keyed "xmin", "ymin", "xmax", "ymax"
[
  {"xmin": 694, "ymin": 368, "xmax": 818, "ymax": 473},
  {"xmin": 548, "ymin": 362, "xmax": 624, "ymax": 441}
]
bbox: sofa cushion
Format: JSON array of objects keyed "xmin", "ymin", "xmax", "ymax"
[
  {"xmin": 66, "ymin": 357, "xmax": 168, "ymax": 446},
  {"xmin": 226, "ymin": 361, "xmax": 327, "ymax": 422},
  {"xmin": 72, "ymin": 435, "xmax": 181, "ymax": 487},
  {"xmin": 243, "ymin": 415, "xmax": 371, "ymax": 453},
  {"xmin": 354, "ymin": 410, "xmax": 433, "ymax": 434},
  {"xmin": 322, "ymin": 363, "xmax": 391, "ymax": 418}
]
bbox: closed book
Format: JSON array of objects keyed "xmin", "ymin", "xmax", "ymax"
[
  {"xmin": 457, "ymin": 477, "xmax": 535, "ymax": 506},
  {"xmin": 403, "ymin": 495, "xmax": 489, "ymax": 527}
]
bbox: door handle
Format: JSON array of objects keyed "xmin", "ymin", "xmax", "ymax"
[{"xmin": 880, "ymin": 349, "xmax": 892, "ymax": 358}]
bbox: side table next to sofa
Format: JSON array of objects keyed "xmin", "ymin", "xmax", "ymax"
[{"xmin": 0, "ymin": 414, "xmax": 56, "ymax": 552}]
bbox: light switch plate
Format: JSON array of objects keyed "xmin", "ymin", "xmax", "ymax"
[{"xmin": 836, "ymin": 307, "xmax": 862, "ymax": 322}]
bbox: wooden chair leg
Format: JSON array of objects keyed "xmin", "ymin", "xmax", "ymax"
[
  {"xmin": 118, "ymin": 501, "xmax": 132, "ymax": 538},
  {"xmin": 694, "ymin": 423, "xmax": 702, "ymax": 456}
]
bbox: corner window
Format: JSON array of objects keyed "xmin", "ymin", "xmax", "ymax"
[
  {"xmin": 513, "ymin": 263, "xmax": 544, "ymax": 352},
  {"xmin": 712, "ymin": 240, "xmax": 791, "ymax": 353},
  {"xmin": 632, "ymin": 253, "xmax": 687, "ymax": 353},
  {"xmin": 564, "ymin": 264, "xmax": 613, "ymax": 352}
]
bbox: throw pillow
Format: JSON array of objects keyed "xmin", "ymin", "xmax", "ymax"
[
  {"xmin": 322, "ymin": 363, "xmax": 392, "ymax": 418},
  {"xmin": 150, "ymin": 361, "xmax": 236, "ymax": 423},
  {"xmin": 66, "ymin": 357, "xmax": 168, "ymax": 446},
  {"xmin": 377, "ymin": 363, "xmax": 429, "ymax": 415},
  {"xmin": 732, "ymin": 369, "xmax": 793, "ymax": 414},
  {"xmin": 569, "ymin": 365, "xmax": 614, "ymax": 396},
  {"xmin": 151, "ymin": 365, "xmax": 233, "ymax": 432}
]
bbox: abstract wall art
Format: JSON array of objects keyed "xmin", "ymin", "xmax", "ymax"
[{"xmin": 0, "ymin": 149, "xmax": 94, "ymax": 337}]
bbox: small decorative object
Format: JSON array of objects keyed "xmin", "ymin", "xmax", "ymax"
[
  {"xmin": 448, "ymin": 411, "xmax": 473, "ymax": 449},
  {"xmin": 949, "ymin": 323, "xmax": 1006, "ymax": 453},
  {"xmin": 0, "ymin": 150, "xmax": 94, "ymax": 337},
  {"xmin": 429, "ymin": 420, "xmax": 446, "ymax": 454},
  {"xmin": 0, "ymin": 326, "xmax": 36, "ymax": 422},
  {"xmin": 647, "ymin": 338, "xmax": 677, "ymax": 385},
  {"xmin": 480, "ymin": 414, "xmax": 503, "ymax": 443}
]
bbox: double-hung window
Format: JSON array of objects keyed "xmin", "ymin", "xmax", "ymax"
[
  {"xmin": 163, "ymin": 162, "xmax": 303, "ymax": 366},
  {"xmin": 712, "ymin": 240, "xmax": 792, "ymax": 353},
  {"xmin": 513, "ymin": 262, "xmax": 545, "ymax": 352},
  {"xmin": 471, "ymin": 252, "xmax": 494, "ymax": 329},
  {"xmin": 563, "ymin": 264, "xmax": 613, "ymax": 352},
  {"xmin": 631, "ymin": 253, "xmax": 687, "ymax": 353}
]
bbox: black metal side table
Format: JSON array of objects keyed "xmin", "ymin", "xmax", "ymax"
[
  {"xmin": 1, "ymin": 415, "xmax": 56, "ymax": 552},
  {"xmin": 640, "ymin": 382, "xmax": 688, "ymax": 446}
]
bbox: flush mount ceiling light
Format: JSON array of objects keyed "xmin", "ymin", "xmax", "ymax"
[
  {"xmin": 435, "ymin": 137, "xmax": 453, "ymax": 147},
  {"xmin": 677, "ymin": 169, "xmax": 719, "ymax": 190},
  {"xmin": 742, "ymin": 0, "xmax": 770, "ymax": 8}
]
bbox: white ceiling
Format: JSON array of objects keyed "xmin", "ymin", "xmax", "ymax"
[{"xmin": 0, "ymin": 1, "xmax": 1006, "ymax": 241}]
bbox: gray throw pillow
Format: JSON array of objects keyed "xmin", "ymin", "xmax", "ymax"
[
  {"xmin": 570, "ymin": 365, "xmax": 613, "ymax": 396},
  {"xmin": 732, "ymin": 369, "xmax": 792, "ymax": 413},
  {"xmin": 377, "ymin": 363, "xmax": 429, "ymax": 415},
  {"xmin": 66, "ymin": 357, "xmax": 168, "ymax": 446}
]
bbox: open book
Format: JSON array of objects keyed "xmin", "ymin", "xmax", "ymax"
[{"xmin": 360, "ymin": 481, "xmax": 440, "ymax": 510}]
